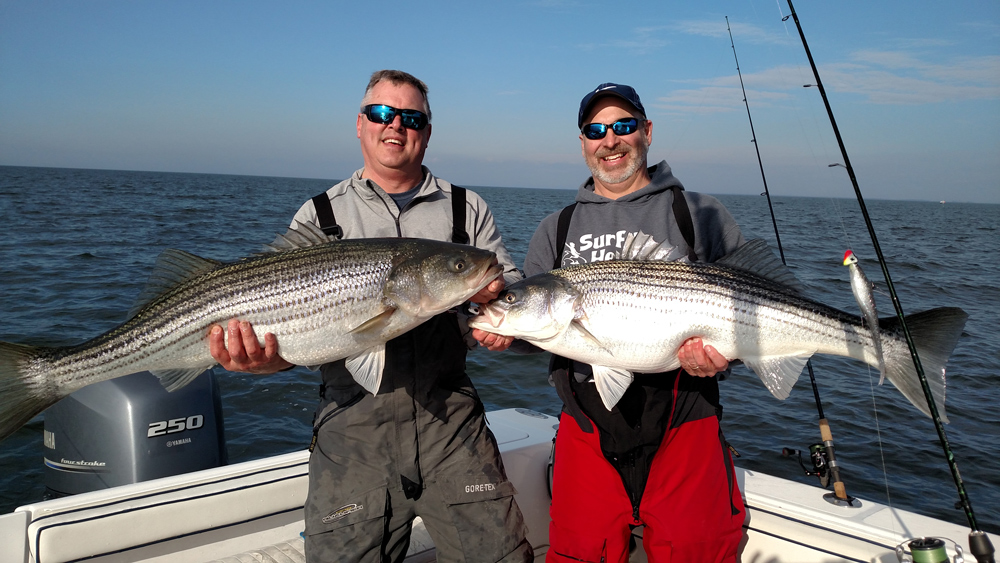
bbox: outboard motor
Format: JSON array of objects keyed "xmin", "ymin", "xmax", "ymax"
[{"xmin": 43, "ymin": 370, "xmax": 227, "ymax": 497}]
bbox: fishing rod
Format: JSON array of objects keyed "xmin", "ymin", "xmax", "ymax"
[
  {"xmin": 724, "ymin": 15, "xmax": 856, "ymax": 508},
  {"xmin": 783, "ymin": 2, "xmax": 995, "ymax": 562}
]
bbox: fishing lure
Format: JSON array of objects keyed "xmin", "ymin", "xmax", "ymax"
[{"xmin": 844, "ymin": 250, "xmax": 886, "ymax": 383}]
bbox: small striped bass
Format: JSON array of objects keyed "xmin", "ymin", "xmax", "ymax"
[
  {"xmin": 470, "ymin": 235, "xmax": 967, "ymax": 419},
  {"xmin": 0, "ymin": 224, "xmax": 502, "ymax": 443}
]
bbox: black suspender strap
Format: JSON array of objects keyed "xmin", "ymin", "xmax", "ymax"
[
  {"xmin": 553, "ymin": 203, "xmax": 577, "ymax": 269},
  {"xmin": 669, "ymin": 186, "xmax": 699, "ymax": 262},
  {"xmin": 451, "ymin": 186, "xmax": 470, "ymax": 244},
  {"xmin": 311, "ymin": 187, "xmax": 468, "ymax": 243},
  {"xmin": 311, "ymin": 192, "xmax": 343, "ymax": 239},
  {"xmin": 551, "ymin": 201, "xmax": 581, "ymax": 421}
]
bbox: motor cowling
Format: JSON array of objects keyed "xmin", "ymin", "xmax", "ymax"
[{"xmin": 43, "ymin": 370, "xmax": 227, "ymax": 497}]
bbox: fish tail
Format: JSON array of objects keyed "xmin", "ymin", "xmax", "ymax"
[
  {"xmin": 882, "ymin": 307, "xmax": 968, "ymax": 423},
  {"xmin": 0, "ymin": 342, "xmax": 62, "ymax": 443}
]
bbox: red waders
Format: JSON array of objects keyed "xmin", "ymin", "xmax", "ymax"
[{"xmin": 547, "ymin": 407, "xmax": 745, "ymax": 562}]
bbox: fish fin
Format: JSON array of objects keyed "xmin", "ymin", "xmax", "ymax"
[
  {"xmin": 743, "ymin": 355, "xmax": 810, "ymax": 400},
  {"xmin": 717, "ymin": 239, "xmax": 805, "ymax": 294},
  {"xmin": 570, "ymin": 318, "xmax": 614, "ymax": 357},
  {"xmin": 262, "ymin": 221, "xmax": 338, "ymax": 253},
  {"xmin": 882, "ymin": 307, "xmax": 967, "ymax": 423},
  {"xmin": 350, "ymin": 308, "xmax": 397, "ymax": 334},
  {"xmin": 152, "ymin": 368, "xmax": 210, "ymax": 392},
  {"xmin": 129, "ymin": 250, "xmax": 224, "ymax": 318},
  {"xmin": 591, "ymin": 365, "xmax": 634, "ymax": 411},
  {"xmin": 620, "ymin": 231, "xmax": 684, "ymax": 262},
  {"xmin": 346, "ymin": 345, "xmax": 385, "ymax": 395},
  {"xmin": 0, "ymin": 342, "xmax": 63, "ymax": 443}
]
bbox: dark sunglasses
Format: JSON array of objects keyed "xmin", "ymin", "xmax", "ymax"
[
  {"xmin": 581, "ymin": 117, "xmax": 640, "ymax": 140},
  {"xmin": 362, "ymin": 104, "xmax": 429, "ymax": 131}
]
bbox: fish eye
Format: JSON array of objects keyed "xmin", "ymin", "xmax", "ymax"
[
  {"xmin": 454, "ymin": 259, "xmax": 466, "ymax": 271},
  {"xmin": 503, "ymin": 292, "xmax": 517, "ymax": 304}
]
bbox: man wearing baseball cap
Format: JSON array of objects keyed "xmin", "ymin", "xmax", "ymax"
[{"xmin": 525, "ymin": 82, "xmax": 748, "ymax": 561}]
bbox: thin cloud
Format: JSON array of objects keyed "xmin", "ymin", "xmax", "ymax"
[
  {"xmin": 577, "ymin": 19, "xmax": 787, "ymax": 55},
  {"xmin": 834, "ymin": 51, "xmax": 1000, "ymax": 103},
  {"xmin": 891, "ymin": 38, "xmax": 954, "ymax": 49},
  {"xmin": 607, "ymin": 37, "xmax": 670, "ymax": 55},
  {"xmin": 958, "ymin": 21, "xmax": 1000, "ymax": 37},
  {"xmin": 527, "ymin": 0, "xmax": 582, "ymax": 9},
  {"xmin": 923, "ymin": 56, "xmax": 1000, "ymax": 87},
  {"xmin": 850, "ymin": 49, "xmax": 928, "ymax": 70},
  {"xmin": 649, "ymin": 49, "xmax": 999, "ymax": 113},
  {"xmin": 672, "ymin": 19, "xmax": 791, "ymax": 45},
  {"xmin": 651, "ymin": 86, "xmax": 791, "ymax": 114},
  {"xmin": 846, "ymin": 49, "xmax": 1000, "ymax": 87},
  {"xmin": 578, "ymin": 26, "xmax": 671, "ymax": 55},
  {"xmin": 818, "ymin": 65, "xmax": 998, "ymax": 104}
]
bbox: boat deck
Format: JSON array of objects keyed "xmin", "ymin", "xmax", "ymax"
[
  {"xmin": 208, "ymin": 518, "xmax": 438, "ymax": 563},
  {"xmin": 1, "ymin": 409, "xmax": 994, "ymax": 563}
]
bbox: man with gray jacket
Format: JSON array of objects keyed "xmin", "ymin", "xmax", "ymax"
[{"xmin": 209, "ymin": 70, "xmax": 532, "ymax": 562}]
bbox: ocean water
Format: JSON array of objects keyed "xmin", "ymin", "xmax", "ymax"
[{"xmin": 1, "ymin": 166, "xmax": 997, "ymax": 534}]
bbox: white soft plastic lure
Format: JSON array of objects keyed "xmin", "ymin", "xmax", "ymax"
[{"xmin": 843, "ymin": 250, "xmax": 887, "ymax": 384}]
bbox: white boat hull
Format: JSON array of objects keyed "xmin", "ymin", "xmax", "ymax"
[{"xmin": 0, "ymin": 408, "xmax": 993, "ymax": 563}]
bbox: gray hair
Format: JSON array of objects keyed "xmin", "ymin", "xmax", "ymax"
[{"xmin": 360, "ymin": 70, "xmax": 431, "ymax": 120}]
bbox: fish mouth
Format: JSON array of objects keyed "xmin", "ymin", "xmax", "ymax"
[
  {"xmin": 468, "ymin": 303, "xmax": 507, "ymax": 331},
  {"xmin": 471, "ymin": 259, "xmax": 504, "ymax": 294},
  {"xmin": 484, "ymin": 305, "xmax": 507, "ymax": 329}
]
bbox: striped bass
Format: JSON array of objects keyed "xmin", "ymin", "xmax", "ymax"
[
  {"xmin": 0, "ymin": 223, "xmax": 502, "ymax": 442},
  {"xmin": 469, "ymin": 235, "xmax": 967, "ymax": 420}
]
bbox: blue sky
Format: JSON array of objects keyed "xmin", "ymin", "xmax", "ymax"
[{"xmin": 1, "ymin": 1, "xmax": 998, "ymax": 203}]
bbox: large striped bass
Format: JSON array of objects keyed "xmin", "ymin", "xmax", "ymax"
[
  {"xmin": 469, "ymin": 235, "xmax": 967, "ymax": 420},
  {"xmin": 0, "ymin": 224, "xmax": 502, "ymax": 442}
]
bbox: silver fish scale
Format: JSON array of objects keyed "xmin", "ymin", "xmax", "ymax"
[
  {"xmin": 30, "ymin": 241, "xmax": 428, "ymax": 392},
  {"xmin": 550, "ymin": 259, "xmax": 876, "ymax": 369}
]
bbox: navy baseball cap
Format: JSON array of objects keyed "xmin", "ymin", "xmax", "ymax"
[{"xmin": 578, "ymin": 83, "xmax": 646, "ymax": 129}]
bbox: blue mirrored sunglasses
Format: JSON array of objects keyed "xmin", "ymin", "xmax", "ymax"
[
  {"xmin": 362, "ymin": 104, "xmax": 429, "ymax": 131},
  {"xmin": 581, "ymin": 117, "xmax": 640, "ymax": 140}
]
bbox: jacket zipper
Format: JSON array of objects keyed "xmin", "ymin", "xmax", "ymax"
[
  {"xmin": 375, "ymin": 191, "xmax": 406, "ymax": 237},
  {"xmin": 627, "ymin": 449, "xmax": 641, "ymax": 521}
]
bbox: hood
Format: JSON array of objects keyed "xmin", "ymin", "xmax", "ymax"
[{"xmin": 575, "ymin": 160, "xmax": 684, "ymax": 205}]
